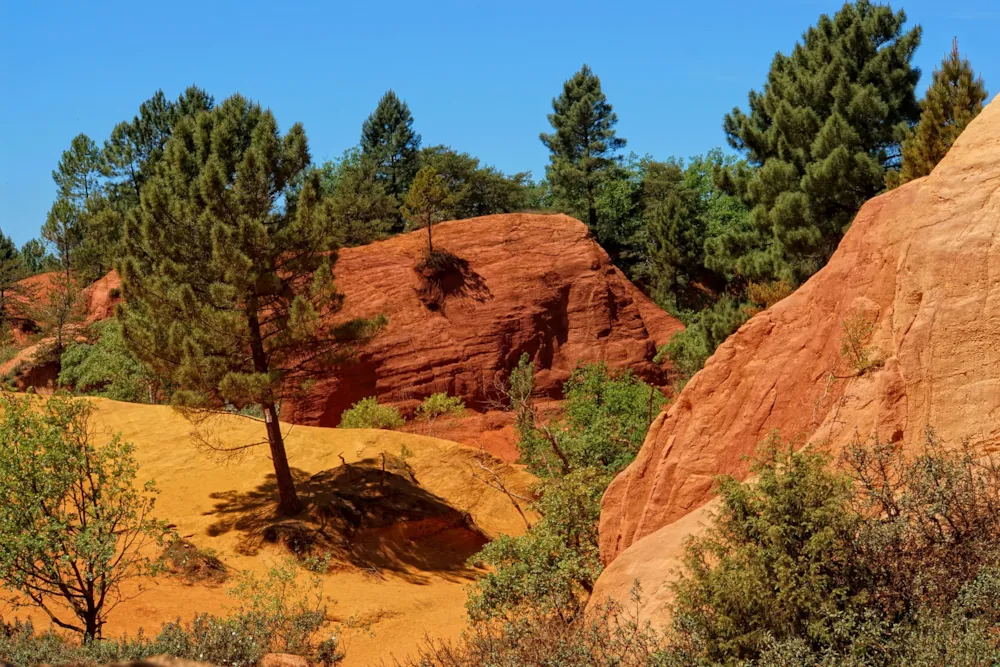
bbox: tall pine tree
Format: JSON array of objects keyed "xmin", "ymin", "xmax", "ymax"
[
  {"xmin": 890, "ymin": 38, "xmax": 988, "ymax": 185},
  {"xmin": 718, "ymin": 1, "xmax": 921, "ymax": 283},
  {"xmin": 360, "ymin": 90, "xmax": 421, "ymax": 207},
  {"xmin": 0, "ymin": 232, "xmax": 25, "ymax": 331},
  {"xmin": 540, "ymin": 65, "xmax": 626, "ymax": 234},
  {"xmin": 119, "ymin": 95, "xmax": 382, "ymax": 516}
]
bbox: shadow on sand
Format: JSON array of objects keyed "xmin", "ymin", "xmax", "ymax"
[{"xmin": 203, "ymin": 460, "xmax": 488, "ymax": 584}]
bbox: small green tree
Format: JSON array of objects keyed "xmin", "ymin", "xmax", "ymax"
[
  {"xmin": 415, "ymin": 392, "xmax": 465, "ymax": 434},
  {"xmin": 19, "ymin": 239, "xmax": 58, "ymax": 275},
  {"xmin": 119, "ymin": 94, "xmax": 383, "ymax": 516},
  {"xmin": 338, "ymin": 396, "xmax": 405, "ymax": 429},
  {"xmin": 402, "ymin": 166, "xmax": 457, "ymax": 255},
  {"xmin": 540, "ymin": 65, "xmax": 626, "ymax": 232},
  {"xmin": 360, "ymin": 90, "xmax": 421, "ymax": 207},
  {"xmin": 890, "ymin": 38, "xmax": 989, "ymax": 186},
  {"xmin": 418, "ymin": 145, "xmax": 534, "ymax": 219},
  {"xmin": 0, "ymin": 393, "xmax": 170, "ymax": 641}
]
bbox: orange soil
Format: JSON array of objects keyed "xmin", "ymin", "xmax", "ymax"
[{"xmin": 2, "ymin": 398, "xmax": 536, "ymax": 666}]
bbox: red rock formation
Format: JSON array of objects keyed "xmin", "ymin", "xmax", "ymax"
[
  {"xmin": 597, "ymin": 97, "xmax": 1000, "ymax": 598},
  {"xmin": 284, "ymin": 214, "xmax": 683, "ymax": 426}
]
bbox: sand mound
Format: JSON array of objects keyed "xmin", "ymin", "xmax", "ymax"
[
  {"xmin": 5, "ymin": 397, "xmax": 536, "ymax": 666},
  {"xmin": 592, "ymin": 96, "xmax": 1000, "ymax": 626}
]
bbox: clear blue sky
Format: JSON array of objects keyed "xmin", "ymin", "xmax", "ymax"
[{"xmin": 2, "ymin": 0, "xmax": 997, "ymax": 246}]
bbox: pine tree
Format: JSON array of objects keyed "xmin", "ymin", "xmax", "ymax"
[
  {"xmin": 0, "ymin": 231, "xmax": 25, "ymax": 330},
  {"xmin": 52, "ymin": 134, "xmax": 104, "ymax": 204},
  {"xmin": 119, "ymin": 95, "xmax": 383, "ymax": 516},
  {"xmin": 890, "ymin": 38, "xmax": 988, "ymax": 185},
  {"xmin": 540, "ymin": 65, "xmax": 626, "ymax": 232},
  {"xmin": 402, "ymin": 166, "xmax": 456, "ymax": 255},
  {"xmin": 360, "ymin": 90, "xmax": 421, "ymax": 207},
  {"xmin": 718, "ymin": 1, "xmax": 921, "ymax": 283},
  {"xmin": 328, "ymin": 157, "xmax": 398, "ymax": 246}
]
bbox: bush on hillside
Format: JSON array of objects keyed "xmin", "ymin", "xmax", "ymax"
[
  {"xmin": 669, "ymin": 430, "xmax": 1000, "ymax": 665},
  {"xmin": 338, "ymin": 396, "xmax": 405, "ymax": 429},
  {"xmin": 59, "ymin": 320, "xmax": 162, "ymax": 403},
  {"xmin": 415, "ymin": 392, "xmax": 465, "ymax": 434},
  {"xmin": 657, "ymin": 295, "xmax": 746, "ymax": 384}
]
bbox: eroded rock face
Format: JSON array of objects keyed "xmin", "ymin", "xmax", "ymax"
[
  {"xmin": 599, "ymin": 96, "xmax": 1000, "ymax": 573},
  {"xmin": 284, "ymin": 214, "xmax": 683, "ymax": 426}
]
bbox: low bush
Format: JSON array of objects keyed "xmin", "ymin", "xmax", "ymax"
[
  {"xmin": 0, "ymin": 558, "xmax": 344, "ymax": 667},
  {"xmin": 339, "ymin": 396, "xmax": 406, "ymax": 429},
  {"xmin": 839, "ymin": 309, "xmax": 883, "ymax": 375},
  {"xmin": 415, "ymin": 392, "xmax": 465, "ymax": 434},
  {"xmin": 668, "ymin": 431, "xmax": 1000, "ymax": 665}
]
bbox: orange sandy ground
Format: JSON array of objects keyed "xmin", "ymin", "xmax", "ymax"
[{"xmin": 2, "ymin": 398, "xmax": 536, "ymax": 666}]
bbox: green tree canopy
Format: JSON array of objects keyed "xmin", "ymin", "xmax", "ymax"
[
  {"xmin": 418, "ymin": 145, "xmax": 534, "ymax": 219},
  {"xmin": 0, "ymin": 231, "xmax": 25, "ymax": 330},
  {"xmin": 890, "ymin": 38, "xmax": 988, "ymax": 186},
  {"xmin": 401, "ymin": 165, "xmax": 457, "ymax": 255},
  {"xmin": 718, "ymin": 0, "xmax": 921, "ymax": 283},
  {"xmin": 540, "ymin": 65, "xmax": 626, "ymax": 235},
  {"xmin": 0, "ymin": 393, "xmax": 169, "ymax": 640},
  {"xmin": 360, "ymin": 90, "xmax": 421, "ymax": 208},
  {"xmin": 119, "ymin": 94, "xmax": 381, "ymax": 516}
]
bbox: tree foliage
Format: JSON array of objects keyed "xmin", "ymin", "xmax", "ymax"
[
  {"xmin": 541, "ymin": 65, "xmax": 627, "ymax": 233},
  {"xmin": 718, "ymin": 0, "xmax": 921, "ymax": 283},
  {"xmin": 338, "ymin": 396, "xmax": 405, "ymax": 430},
  {"xmin": 119, "ymin": 94, "xmax": 382, "ymax": 516},
  {"xmin": 418, "ymin": 145, "xmax": 535, "ymax": 220},
  {"xmin": 889, "ymin": 38, "xmax": 988, "ymax": 186},
  {"xmin": 402, "ymin": 166, "xmax": 457, "ymax": 255},
  {"xmin": 360, "ymin": 89, "xmax": 421, "ymax": 208},
  {"xmin": 0, "ymin": 393, "xmax": 169, "ymax": 640},
  {"xmin": 59, "ymin": 321, "xmax": 162, "ymax": 403}
]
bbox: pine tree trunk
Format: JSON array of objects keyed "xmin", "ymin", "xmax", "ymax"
[
  {"xmin": 246, "ymin": 302, "xmax": 303, "ymax": 516},
  {"xmin": 264, "ymin": 400, "xmax": 302, "ymax": 516}
]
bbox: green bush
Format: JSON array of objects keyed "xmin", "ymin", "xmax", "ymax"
[
  {"xmin": 59, "ymin": 320, "xmax": 162, "ymax": 403},
  {"xmin": 338, "ymin": 396, "xmax": 405, "ymax": 429},
  {"xmin": 657, "ymin": 295, "xmax": 746, "ymax": 383},
  {"xmin": 467, "ymin": 469, "xmax": 607, "ymax": 621},
  {"xmin": 668, "ymin": 431, "xmax": 1000, "ymax": 665},
  {"xmin": 415, "ymin": 392, "xmax": 465, "ymax": 434},
  {"xmin": 516, "ymin": 362, "xmax": 663, "ymax": 478},
  {"xmin": 0, "ymin": 558, "xmax": 343, "ymax": 667}
]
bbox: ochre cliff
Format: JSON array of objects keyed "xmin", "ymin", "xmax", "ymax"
[
  {"xmin": 595, "ymin": 96, "xmax": 1000, "ymax": 617},
  {"xmin": 284, "ymin": 213, "xmax": 683, "ymax": 425}
]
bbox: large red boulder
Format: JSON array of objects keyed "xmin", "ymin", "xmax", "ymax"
[
  {"xmin": 593, "ymin": 96, "xmax": 1000, "ymax": 621},
  {"xmin": 284, "ymin": 213, "xmax": 683, "ymax": 426}
]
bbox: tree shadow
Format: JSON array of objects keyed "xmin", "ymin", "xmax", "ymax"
[
  {"xmin": 414, "ymin": 249, "xmax": 492, "ymax": 312},
  {"xmin": 203, "ymin": 460, "xmax": 488, "ymax": 584}
]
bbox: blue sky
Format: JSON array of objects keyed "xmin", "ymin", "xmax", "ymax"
[{"xmin": 1, "ymin": 0, "xmax": 997, "ymax": 246}]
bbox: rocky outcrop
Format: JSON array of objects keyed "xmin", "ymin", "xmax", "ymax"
[
  {"xmin": 284, "ymin": 214, "xmax": 683, "ymax": 426},
  {"xmin": 596, "ymin": 97, "xmax": 1000, "ymax": 610}
]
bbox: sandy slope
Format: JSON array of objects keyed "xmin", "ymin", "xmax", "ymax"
[{"xmin": 3, "ymin": 398, "xmax": 536, "ymax": 666}]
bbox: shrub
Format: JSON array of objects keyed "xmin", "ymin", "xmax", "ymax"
[
  {"xmin": 657, "ymin": 295, "xmax": 746, "ymax": 383},
  {"xmin": 516, "ymin": 362, "xmax": 663, "ymax": 477},
  {"xmin": 839, "ymin": 309, "xmax": 883, "ymax": 375},
  {"xmin": 743, "ymin": 279, "xmax": 794, "ymax": 317},
  {"xmin": 669, "ymin": 431, "xmax": 1000, "ymax": 665},
  {"xmin": 415, "ymin": 392, "xmax": 465, "ymax": 433},
  {"xmin": 403, "ymin": 587, "xmax": 667, "ymax": 666},
  {"xmin": 0, "ymin": 392, "xmax": 171, "ymax": 641},
  {"xmin": 0, "ymin": 558, "xmax": 343, "ymax": 667},
  {"xmin": 338, "ymin": 396, "xmax": 405, "ymax": 429},
  {"xmin": 467, "ymin": 469, "xmax": 607, "ymax": 621},
  {"xmin": 59, "ymin": 320, "xmax": 162, "ymax": 403}
]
